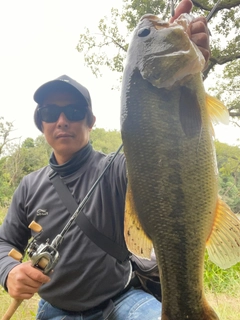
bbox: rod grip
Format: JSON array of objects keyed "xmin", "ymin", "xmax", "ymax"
[{"xmin": 1, "ymin": 299, "xmax": 23, "ymax": 320}]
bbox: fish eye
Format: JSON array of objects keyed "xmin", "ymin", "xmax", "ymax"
[{"xmin": 138, "ymin": 27, "xmax": 151, "ymax": 37}]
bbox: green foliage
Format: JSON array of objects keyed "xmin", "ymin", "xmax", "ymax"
[
  {"xmin": 0, "ymin": 206, "xmax": 7, "ymax": 225},
  {"xmin": 0, "ymin": 287, "xmax": 38, "ymax": 319},
  {"xmin": 122, "ymin": 0, "xmax": 165, "ymax": 30},
  {"xmin": 215, "ymin": 140, "xmax": 240, "ymax": 212},
  {"xmin": 77, "ymin": 0, "xmax": 240, "ymax": 120},
  {"xmin": 4, "ymin": 136, "xmax": 51, "ymax": 189},
  {"xmin": 20, "ymin": 136, "xmax": 52, "ymax": 176},
  {"xmin": 90, "ymin": 127, "xmax": 122, "ymax": 153},
  {"xmin": 204, "ymin": 252, "xmax": 240, "ymax": 295},
  {"xmin": 213, "ymin": 60, "xmax": 240, "ymax": 118},
  {"xmin": 0, "ymin": 135, "xmax": 52, "ymax": 206},
  {"xmin": 0, "ymin": 157, "xmax": 15, "ymax": 206}
]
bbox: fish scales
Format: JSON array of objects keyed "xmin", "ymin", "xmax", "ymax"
[
  {"xmin": 120, "ymin": 14, "xmax": 232, "ymax": 320},
  {"xmin": 122, "ymin": 74, "xmax": 218, "ymax": 319}
]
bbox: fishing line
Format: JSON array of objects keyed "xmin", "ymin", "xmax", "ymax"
[{"xmin": 206, "ymin": 0, "xmax": 222, "ymax": 22}]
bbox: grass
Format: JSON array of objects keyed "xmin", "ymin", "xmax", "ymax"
[
  {"xmin": 1, "ymin": 206, "xmax": 240, "ymax": 319},
  {"xmin": 0, "ymin": 288, "xmax": 39, "ymax": 319},
  {"xmin": 206, "ymin": 292, "xmax": 240, "ymax": 320},
  {"xmin": 204, "ymin": 254, "xmax": 240, "ymax": 319}
]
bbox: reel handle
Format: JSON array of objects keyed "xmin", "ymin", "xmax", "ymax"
[{"xmin": 8, "ymin": 249, "xmax": 23, "ymax": 261}]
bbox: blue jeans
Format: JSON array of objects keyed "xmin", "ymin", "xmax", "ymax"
[{"xmin": 36, "ymin": 287, "xmax": 162, "ymax": 320}]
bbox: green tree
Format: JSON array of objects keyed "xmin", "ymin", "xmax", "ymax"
[
  {"xmin": 0, "ymin": 156, "xmax": 15, "ymax": 206},
  {"xmin": 4, "ymin": 135, "xmax": 51, "ymax": 190},
  {"xmin": 20, "ymin": 136, "xmax": 52, "ymax": 176},
  {"xmin": 215, "ymin": 140, "xmax": 240, "ymax": 213},
  {"xmin": 90, "ymin": 128, "xmax": 122, "ymax": 153},
  {"xmin": 77, "ymin": 0, "xmax": 240, "ymax": 118},
  {"xmin": 0, "ymin": 117, "xmax": 18, "ymax": 157}
]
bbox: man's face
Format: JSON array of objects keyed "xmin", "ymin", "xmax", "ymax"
[{"xmin": 41, "ymin": 89, "xmax": 95, "ymax": 164}]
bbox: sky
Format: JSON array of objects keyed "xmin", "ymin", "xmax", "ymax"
[{"xmin": 0, "ymin": 0, "xmax": 239, "ymax": 146}]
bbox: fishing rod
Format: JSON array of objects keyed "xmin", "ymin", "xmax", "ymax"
[
  {"xmin": 48, "ymin": 143, "xmax": 123, "ymax": 247},
  {"xmin": 1, "ymin": 143, "xmax": 123, "ymax": 320},
  {"xmin": 206, "ymin": 0, "xmax": 222, "ymax": 22},
  {"xmin": 163, "ymin": 0, "xmax": 178, "ymax": 19},
  {"xmin": 164, "ymin": 0, "xmax": 222, "ymax": 21}
]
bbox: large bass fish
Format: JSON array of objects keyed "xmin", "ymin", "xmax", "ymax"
[{"xmin": 121, "ymin": 13, "xmax": 240, "ymax": 320}]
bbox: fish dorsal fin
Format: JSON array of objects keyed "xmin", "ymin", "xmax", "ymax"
[
  {"xmin": 124, "ymin": 184, "xmax": 153, "ymax": 259},
  {"xmin": 206, "ymin": 93, "xmax": 229, "ymax": 125},
  {"xmin": 206, "ymin": 197, "xmax": 240, "ymax": 269}
]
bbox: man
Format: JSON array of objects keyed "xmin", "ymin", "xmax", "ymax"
[{"xmin": 0, "ymin": 1, "xmax": 211, "ymax": 319}]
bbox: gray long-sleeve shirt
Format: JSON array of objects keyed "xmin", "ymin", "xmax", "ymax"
[{"xmin": 0, "ymin": 149, "xmax": 131, "ymax": 312}]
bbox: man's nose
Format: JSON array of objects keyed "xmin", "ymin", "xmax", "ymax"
[{"xmin": 56, "ymin": 112, "xmax": 69, "ymax": 127}]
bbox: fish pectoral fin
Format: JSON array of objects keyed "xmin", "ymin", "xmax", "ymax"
[
  {"xmin": 124, "ymin": 185, "xmax": 152, "ymax": 259},
  {"xmin": 206, "ymin": 93, "xmax": 229, "ymax": 126},
  {"xmin": 206, "ymin": 197, "xmax": 240, "ymax": 269}
]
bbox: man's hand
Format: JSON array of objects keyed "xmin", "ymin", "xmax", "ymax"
[
  {"xmin": 190, "ymin": 17, "xmax": 210, "ymax": 63},
  {"xmin": 6, "ymin": 261, "xmax": 50, "ymax": 300},
  {"xmin": 170, "ymin": 0, "xmax": 210, "ymax": 64}
]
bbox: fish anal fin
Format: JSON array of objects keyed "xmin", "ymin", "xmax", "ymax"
[
  {"xmin": 124, "ymin": 185, "xmax": 152, "ymax": 259},
  {"xmin": 206, "ymin": 93, "xmax": 229, "ymax": 126},
  {"xmin": 206, "ymin": 197, "xmax": 240, "ymax": 269}
]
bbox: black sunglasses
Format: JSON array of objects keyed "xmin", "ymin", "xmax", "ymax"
[{"xmin": 39, "ymin": 104, "xmax": 87, "ymax": 123}]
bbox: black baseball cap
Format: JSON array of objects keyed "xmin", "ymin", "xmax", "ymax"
[{"xmin": 33, "ymin": 75, "xmax": 92, "ymax": 110}]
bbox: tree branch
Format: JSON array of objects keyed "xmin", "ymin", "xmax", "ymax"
[
  {"xmin": 192, "ymin": 0, "xmax": 240, "ymax": 13},
  {"xmin": 95, "ymin": 33, "xmax": 128, "ymax": 52},
  {"xmin": 229, "ymin": 112, "xmax": 240, "ymax": 118},
  {"xmin": 203, "ymin": 53, "xmax": 240, "ymax": 79}
]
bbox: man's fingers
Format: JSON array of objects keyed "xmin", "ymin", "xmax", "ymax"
[
  {"xmin": 191, "ymin": 33, "xmax": 210, "ymax": 56},
  {"xmin": 170, "ymin": 0, "xmax": 193, "ymax": 22},
  {"xmin": 190, "ymin": 17, "xmax": 209, "ymax": 36},
  {"xmin": 193, "ymin": 44, "xmax": 210, "ymax": 63},
  {"xmin": 6, "ymin": 262, "xmax": 51, "ymax": 300},
  {"xmin": 26, "ymin": 266, "xmax": 51, "ymax": 285},
  {"xmin": 190, "ymin": 17, "xmax": 210, "ymax": 63}
]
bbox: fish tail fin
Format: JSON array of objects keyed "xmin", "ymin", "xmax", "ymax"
[
  {"xmin": 206, "ymin": 93, "xmax": 229, "ymax": 126},
  {"xmin": 206, "ymin": 196, "xmax": 240, "ymax": 269},
  {"xmin": 124, "ymin": 184, "xmax": 153, "ymax": 259}
]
